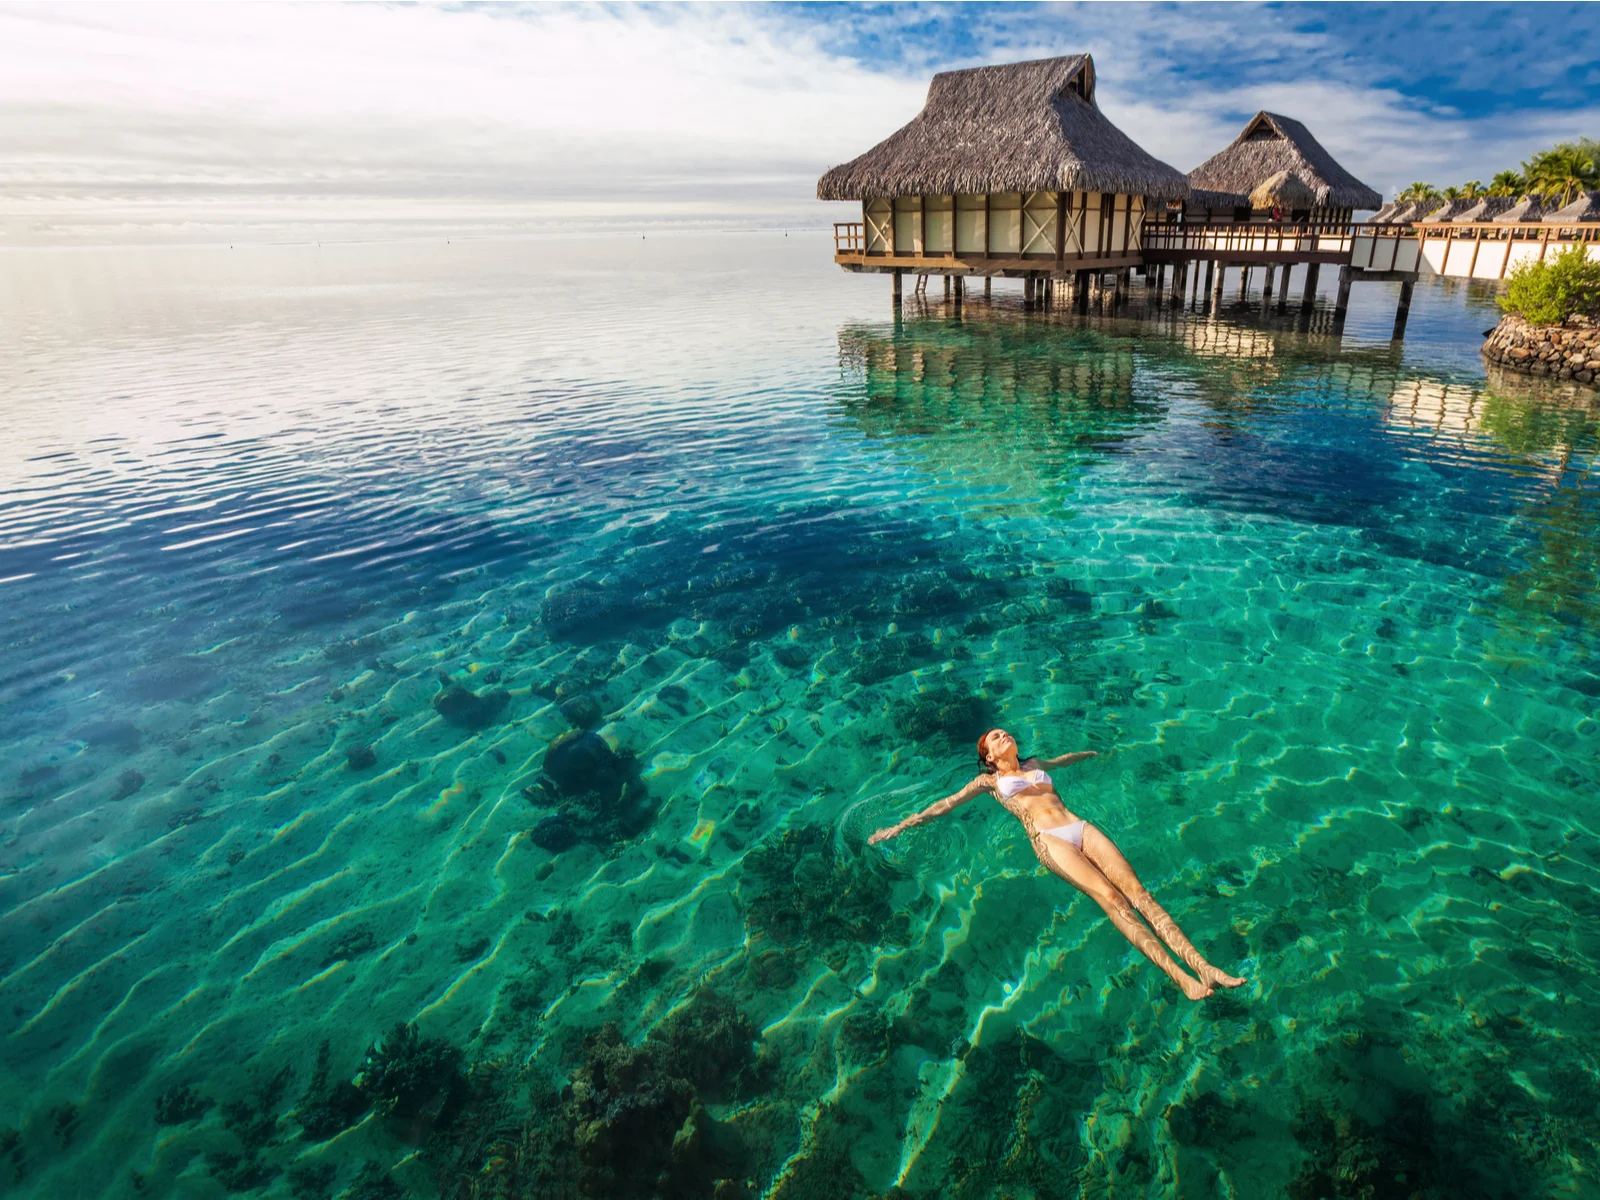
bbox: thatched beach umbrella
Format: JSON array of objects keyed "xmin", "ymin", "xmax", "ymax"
[
  {"xmin": 816, "ymin": 54, "xmax": 1189, "ymax": 201},
  {"xmin": 1186, "ymin": 112, "xmax": 1381, "ymax": 212},
  {"xmin": 1248, "ymin": 170, "xmax": 1318, "ymax": 211}
]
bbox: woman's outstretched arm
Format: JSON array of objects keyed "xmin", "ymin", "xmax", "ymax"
[
  {"xmin": 868, "ymin": 776, "xmax": 990, "ymax": 844},
  {"xmin": 1034, "ymin": 750, "xmax": 1099, "ymax": 768}
]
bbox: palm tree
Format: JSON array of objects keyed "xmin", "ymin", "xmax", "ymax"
[
  {"xmin": 1488, "ymin": 170, "xmax": 1525, "ymax": 197},
  {"xmin": 1523, "ymin": 147, "xmax": 1599, "ymax": 207},
  {"xmin": 1398, "ymin": 182, "xmax": 1442, "ymax": 203},
  {"xmin": 1460, "ymin": 180, "xmax": 1484, "ymax": 198},
  {"xmin": 1442, "ymin": 186, "xmax": 1463, "ymax": 200}
]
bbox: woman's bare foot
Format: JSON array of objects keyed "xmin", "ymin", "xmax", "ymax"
[
  {"xmin": 1178, "ymin": 975, "xmax": 1214, "ymax": 1001},
  {"xmin": 1201, "ymin": 966, "xmax": 1247, "ymax": 988}
]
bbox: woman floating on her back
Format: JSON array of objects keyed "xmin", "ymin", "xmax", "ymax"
[{"xmin": 869, "ymin": 729, "xmax": 1246, "ymax": 1001}]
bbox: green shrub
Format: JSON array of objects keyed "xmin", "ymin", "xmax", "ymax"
[{"xmin": 1499, "ymin": 244, "xmax": 1600, "ymax": 325}]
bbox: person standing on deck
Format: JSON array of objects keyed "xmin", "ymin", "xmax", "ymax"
[{"xmin": 868, "ymin": 729, "xmax": 1248, "ymax": 1001}]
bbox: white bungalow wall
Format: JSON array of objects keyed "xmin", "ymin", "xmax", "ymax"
[
  {"xmin": 955, "ymin": 194, "xmax": 986, "ymax": 254},
  {"xmin": 893, "ymin": 196, "xmax": 922, "ymax": 254},
  {"xmin": 989, "ymin": 192, "xmax": 1023, "ymax": 254},
  {"xmin": 1349, "ymin": 233, "xmax": 1600, "ymax": 280},
  {"xmin": 925, "ymin": 195, "xmax": 954, "ymax": 254}
]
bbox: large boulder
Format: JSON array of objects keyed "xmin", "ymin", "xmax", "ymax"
[{"xmin": 432, "ymin": 681, "xmax": 510, "ymax": 730}]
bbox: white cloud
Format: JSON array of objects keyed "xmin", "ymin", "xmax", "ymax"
[{"xmin": 1, "ymin": 2, "xmax": 1593, "ymax": 241}]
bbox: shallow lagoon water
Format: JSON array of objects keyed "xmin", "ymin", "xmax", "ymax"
[{"xmin": 2, "ymin": 233, "xmax": 1598, "ymax": 1199}]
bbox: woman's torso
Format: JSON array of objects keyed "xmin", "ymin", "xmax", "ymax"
[{"xmin": 990, "ymin": 760, "xmax": 1079, "ymax": 826}]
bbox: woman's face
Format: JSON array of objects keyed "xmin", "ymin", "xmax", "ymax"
[{"xmin": 984, "ymin": 729, "xmax": 1016, "ymax": 763}]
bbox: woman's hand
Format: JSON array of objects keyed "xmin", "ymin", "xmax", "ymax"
[{"xmin": 867, "ymin": 822, "xmax": 905, "ymax": 845}]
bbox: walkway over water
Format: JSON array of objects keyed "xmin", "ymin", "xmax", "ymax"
[{"xmin": 833, "ymin": 216, "xmax": 1600, "ymax": 336}]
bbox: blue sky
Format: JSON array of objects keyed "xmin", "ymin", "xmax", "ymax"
[{"xmin": 1, "ymin": 2, "xmax": 1596, "ymax": 241}]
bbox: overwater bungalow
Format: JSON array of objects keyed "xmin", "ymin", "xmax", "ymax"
[
  {"xmin": 1184, "ymin": 112, "xmax": 1381, "ymax": 224},
  {"xmin": 818, "ymin": 54, "xmax": 1189, "ymax": 294}
]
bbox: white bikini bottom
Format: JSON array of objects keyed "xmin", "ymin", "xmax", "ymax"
[{"xmin": 1039, "ymin": 819, "xmax": 1087, "ymax": 850}]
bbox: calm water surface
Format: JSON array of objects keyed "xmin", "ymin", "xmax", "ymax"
[{"xmin": 2, "ymin": 233, "xmax": 1598, "ymax": 1199}]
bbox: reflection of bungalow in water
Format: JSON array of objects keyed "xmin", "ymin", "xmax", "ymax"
[
  {"xmin": 1183, "ymin": 112, "xmax": 1381, "ymax": 225},
  {"xmin": 818, "ymin": 54, "xmax": 1189, "ymax": 298}
]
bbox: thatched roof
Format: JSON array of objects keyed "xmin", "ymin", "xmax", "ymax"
[
  {"xmin": 1452, "ymin": 196, "xmax": 1517, "ymax": 222},
  {"xmin": 1386, "ymin": 201, "xmax": 1435, "ymax": 223},
  {"xmin": 1187, "ymin": 112, "xmax": 1382, "ymax": 211},
  {"xmin": 816, "ymin": 54, "xmax": 1190, "ymax": 202},
  {"xmin": 1249, "ymin": 170, "xmax": 1319, "ymax": 210},
  {"xmin": 1544, "ymin": 191, "xmax": 1600, "ymax": 222},
  {"xmin": 1415, "ymin": 198, "xmax": 1476, "ymax": 223},
  {"xmin": 1186, "ymin": 187, "xmax": 1249, "ymax": 208},
  {"xmin": 1494, "ymin": 196, "xmax": 1546, "ymax": 223},
  {"xmin": 1367, "ymin": 201, "xmax": 1403, "ymax": 224}
]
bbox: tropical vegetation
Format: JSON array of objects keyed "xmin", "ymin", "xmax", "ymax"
[
  {"xmin": 1394, "ymin": 139, "xmax": 1599, "ymax": 208},
  {"xmin": 1499, "ymin": 244, "xmax": 1600, "ymax": 325}
]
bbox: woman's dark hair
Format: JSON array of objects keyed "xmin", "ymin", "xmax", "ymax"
[{"xmin": 976, "ymin": 728, "xmax": 1021, "ymax": 773}]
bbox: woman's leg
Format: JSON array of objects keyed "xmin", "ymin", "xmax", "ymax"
[
  {"xmin": 1031, "ymin": 831, "xmax": 1213, "ymax": 1001},
  {"xmin": 1079, "ymin": 825, "xmax": 1246, "ymax": 989}
]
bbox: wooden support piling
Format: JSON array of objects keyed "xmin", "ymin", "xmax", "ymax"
[
  {"xmin": 1115, "ymin": 268, "xmax": 1129, "ymax": 306},
  {"xmin": 1261, "ymin": 265, "xmax": 1276, "ymax": 312},
  {"xmin": 892, "ymin": 270, "xmax": 903, "ymax": 306},
  {"xmin": 1276, "ymin": 265, "xmax": 1293, "ymax": 312},
  {"xmin": 1392, "ymin": 279, "xmax": 1414, "ymax": 339},
  {"xmin": 943, "ymin": 275, "xmax": 951, "ymax": 300},
  {"xmin": 1024, "ymin": 274, "xmax": 1035, "ymax": 309},
  {"xmin": 1211, "ymin": 263, "xmax": 1226, "ymax": 310},
  {"xmin": 984, "ymin": 276, "xmax": 992, "ymax": 300},
  {"xmin": 1239, "ymin": 267, "xmax": 1251, "ymax": 301},
  {"xmin": 1332, "ymin": 265, "xmax": 1352, "ymax": 322},
  {"xmin": 1300, "ymin": 263, "xmax": 1320, "ymax": 312},
  {"xmin": 1075, "ymin": 269, "xmax": 1091, "ymax": 313}
]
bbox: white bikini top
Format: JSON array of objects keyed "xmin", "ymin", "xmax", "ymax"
[{"xmin": 995, "ymin": 767, "xmax": 1052, "ymax": 799}]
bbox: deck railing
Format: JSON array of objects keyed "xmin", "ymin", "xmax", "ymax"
[
  {"xmin": 1411, "ymin": 220, "xmax": 1600, "ymax": 245},
  {"xmin": 1139, "ymin": 220, "xmax": 1360, "ymax": 254},
  {"xmin": 833, "ymin": 215, "xmax": 1600, "ymax": 265}
]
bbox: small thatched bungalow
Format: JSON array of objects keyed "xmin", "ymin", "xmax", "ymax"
[
  {"xmin": 1415, "ymin": 198, "xmax": 1478, "ymax": 224},
  {"xmin": 1494, "ymin": 196, "xmax": 1547, "ymax": 223},
  {"xmin": 1451, "ymin": 196, "xmax": 1517, "ymax": 223},
  {"xmin": 818, "ymin": 54, "xmax": 1189, "ymax": 274},
  {"xmin": 1543, "ymin": 191, "xmax": 1600, "ymax": 223},
  {"xmin": 1184, "ymin": 112, "xmax": 1381, "ymax": 224}
]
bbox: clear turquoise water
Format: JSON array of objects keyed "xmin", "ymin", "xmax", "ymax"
[{"xmin": 1, "ymin": 234, "xmax": 1598, "ymax": 1200}]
